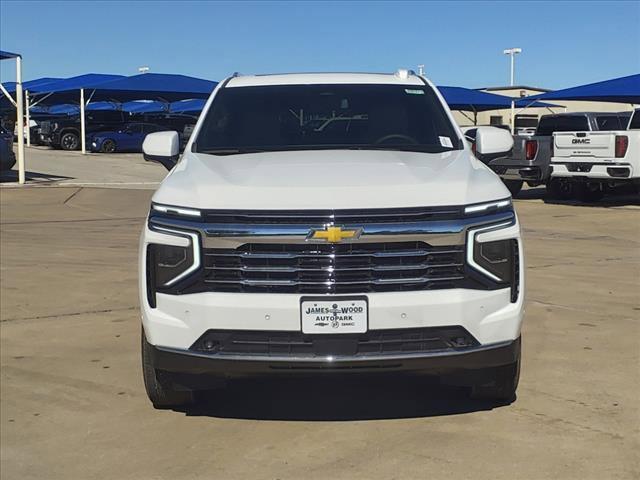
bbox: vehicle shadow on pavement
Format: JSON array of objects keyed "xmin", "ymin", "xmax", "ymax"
[
  {"xmin": 0, "ymin": 169, "xmax": 73, "ymax": 184},
  {"xmin": 177, "ymin": 377, "xmax": 510, "ymax": 421},
  {"xmin": 515, "ymin": 186, "xmax": 640, "ymax": 207}
]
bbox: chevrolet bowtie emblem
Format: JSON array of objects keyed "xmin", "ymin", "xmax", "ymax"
[{"xmin": 307, "ymin": 226, "xmax": 363, "ymax": 243}]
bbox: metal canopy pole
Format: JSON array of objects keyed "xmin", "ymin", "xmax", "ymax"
[
  {"xmin": 510, "ymin": 100, "xmax": 515, "ymax": 134},
  {"xmin": 80, "ymin": 88, "xmax": 86, "ymax": 154},
  {"xmin": 16, "ymin": 55, "xmax": 25, "ymax": 184},
  {"xmin": 25, "ymin": 90, "xmax": 31, "ymax": 146}
]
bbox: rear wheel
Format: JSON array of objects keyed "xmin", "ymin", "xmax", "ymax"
[
  {"xmin": 60, "ymin": 132, "xmax": 79, "ymax": 151},
  {"xmin": 546, "ymin": 178, "xmax": 574, "ymax": 200},
  {"xmin": 100, "ymin": 139, "xmax": 117, "ymax": 153},
  {"xmin": 503, "ymin": 180, "xmax": 523, "ymax": 197},
  {"xmin": 574, "ymin": 182, "xmax": 605, "ymax": 202},
  {"xmin": 470, "ymin": 338, "xmax": 521, "ymax": 401},
  {"xmin": 141, "ymin": 329, "xmax": 195, "ymax": 409}
]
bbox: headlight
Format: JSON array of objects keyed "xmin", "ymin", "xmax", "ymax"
[
  {"xmin": 473, "ymin": 238, "xmax": 516, "ymax": 282},
  {"xmin": 146, "ymin": 227, "xmax": 201, "ymax": 307},
  {"xmin": 467, "ymin": 222, "xmax": 520, "ymax": 302},
  {"xmin": 150, "ymin": 243, "xmax": 194, "ymax": 287},
  {"xmin": 52, "ymin": 122, "xmax": 59, "ymax": 130},
  {"xmin": 464, "ymin": 198, "xmax": 511, "ymax": 215}
]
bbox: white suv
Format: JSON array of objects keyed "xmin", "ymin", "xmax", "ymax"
[{"xmin": 139, "ymin": 71, "xmax": 524, "ymax": 408}]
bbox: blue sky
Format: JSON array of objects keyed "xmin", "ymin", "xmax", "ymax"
[{"xmin": 1, "ymin": 1, "xmax": 638, "ymax": 89}]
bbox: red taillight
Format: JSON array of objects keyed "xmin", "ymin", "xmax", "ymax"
[
  {"xmin": 615, "ymin": 135, "xmax": 628, "ymax": 158},
  {"xmin": 525, "ymin": 139, "xmax": 538, "ymax": 160},
  {"xmin": 471, "ymin": 142, "xmax": 477, "ymax": 156}
]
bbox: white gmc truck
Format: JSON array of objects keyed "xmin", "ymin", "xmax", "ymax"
[
  {"xmin": 139, "ymin": 71, "xmax": 525, "ymax": 408},
  {"xmin": 550, "ymin": 108, "xmax": 640, "ymax": 201}
]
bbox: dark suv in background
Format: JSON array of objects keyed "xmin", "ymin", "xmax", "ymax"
[
  {"xmin": 0, "ymin": 125, "xmax": 16, "ymax": 171},
  {"xmin": 39, "ymin": 110, "xmax": 129, "ymax": 150}
]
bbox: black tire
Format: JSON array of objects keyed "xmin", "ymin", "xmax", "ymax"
[
  {"xmin": 141, "ymin": 329, "xmax": 195, "ymax": 409},
  {"xmin": 100, "ymin": 139, "xmax": 117, "ymax": 153},
  {"xmin": 470, "ymin": 338, "xmax": 521, "ymax": 401},
  {"xmin": 504, "ymin": 180, "xmax": 523, "ymax": 197},
  {"xmin": 574, "ymin": 183, "xmax": 605, "ymax": 202},
  {"xmin": 60, "ymin": 132, "xmax": 80, "ymax": 151},
  {"xmin": 546, "ymin": 178, "xmax": 574, "ymax": 200}
]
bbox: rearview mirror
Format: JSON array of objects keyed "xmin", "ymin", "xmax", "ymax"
[
  {"xmin": 475, "ymin": 127, "xmax": 514, "ymax": 155},
  {"xmin": 142, "ymin": 131, "xmax": 180, "ymax": 171}
]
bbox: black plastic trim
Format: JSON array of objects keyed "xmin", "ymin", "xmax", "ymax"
[{"xmin": 149, "ymin": 336, "xmax": 520, "ymax": 378}]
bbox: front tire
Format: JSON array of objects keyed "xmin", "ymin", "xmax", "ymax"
[
  {"xmin": 100, "ymin": 139, "xmax": 117, "ymax": 153},
  {"xmin": 470, "ymin": 338, "xmax": 521, "ymax": 401},
  {"xmin": 60, "ymin": 132, "xmax": 80, "ymax": 151},
  {"xmin": 504, "ymin": 180, "xmax": 523, "ymax": 197},
  {"xmin": 141, "ymin": 329, "xmax": 195, "ymax": 409}
]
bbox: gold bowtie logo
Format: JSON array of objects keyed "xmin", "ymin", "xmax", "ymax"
[{"xmin": 307, "ymin": 226, "xmax": 362, "ymax": 243}]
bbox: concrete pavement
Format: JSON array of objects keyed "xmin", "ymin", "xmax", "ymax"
[{"xmin": 1, "ymin": 184, "xmax": 639, "ymax": 480}]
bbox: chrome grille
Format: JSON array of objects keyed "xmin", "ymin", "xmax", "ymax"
[
  {"xmin": 39, "ymin": 121, "xmax": 52, "ymax": 135},
  {"xmin": 202, "ymin": 242, "xmax": 465, "ymax": 294}
]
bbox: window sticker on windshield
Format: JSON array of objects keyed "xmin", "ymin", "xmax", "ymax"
[
  {"xmin": 439, "ymin": 136, "xmax": 453, "ymax": 148},
  {"xmin": 404, "ymin": 89, "xmax": 425, "ymax": 95}
]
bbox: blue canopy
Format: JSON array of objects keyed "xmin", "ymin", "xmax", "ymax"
[
  {"xmin": 30, "ymin": 73, "xmax": 125, "ymax": 96},
  {"xmin": 83, "ymin": 73, "xmax": 217, "ymax": 102},
  {"xmin": 35, "ymin": 100, "xmax": 168, "ymax": 115},
  {"xmin": 438, "ymin": 86, "xmax": 557, "ymax": 112},
  {"xmin": 124, "ymin": 100, "xmax": 168, "ymax": 113},
  {"xmin": 2, "ymin": 77, "xmax": 62, "ymax": 93},
  {"xmin": 30, "ymin": 72, "xmax": 216, "ymax": 103},
  {"xmin": 525, "ymin": 74, "xmax": 640, "ymax": 104},
  {"xmin": 43, "ymin": 102, "xmax": 116, "ymax": 115},
  {"xmin": 0, "ymin": 50, "xmax": 20, "ymax": 60},
  {"xmin": 170, "ymin": 98, "xmax": 206, "ymax": 113}
]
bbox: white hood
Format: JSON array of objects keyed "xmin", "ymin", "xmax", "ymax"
[{"xmin": 152, "ymin": 149, "xmax": 510, "ymax": 210}]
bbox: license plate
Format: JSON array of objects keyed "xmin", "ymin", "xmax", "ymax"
[{"xmin": 300, "ymin": 296, "xmax": 368, "ymax": 334}]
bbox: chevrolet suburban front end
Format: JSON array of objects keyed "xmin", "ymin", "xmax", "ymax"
[{"xmin": 139, "ymin": 71, "xmax": 524, "ymax": 408}]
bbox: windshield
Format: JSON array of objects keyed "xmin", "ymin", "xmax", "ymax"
[{"xmin": 194, "ymin": 84, "xmax": 461, "ymax": 155}]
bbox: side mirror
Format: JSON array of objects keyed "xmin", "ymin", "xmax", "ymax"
[
  {"xmin": 475, "ymin": 126, "xmax": 514, "ymax": 155},
  {"xmin": 142, "ymin": 131, "xmax": 180, "ymax": 171}
]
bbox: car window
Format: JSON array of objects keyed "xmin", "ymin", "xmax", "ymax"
[
  {"xmin": 195, "ymin": 83, "xmax": 461, "ymax": 154},
  {"xmin": 596, "ymin": 116, "xmax": 629, "ymax": 131},
  {"xmin": 536, "ymin": 115, "xmax": 589, "ymax": 135},
  {"xmin": 629, "ymin": 110, "xmax": 640, "ymax": 130},
  {"xmin": 126, "ymin": 123, "xmax": 143, "ymax": 134}
]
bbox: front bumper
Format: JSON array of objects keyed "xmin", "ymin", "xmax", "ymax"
[{"xmin": 150, "ymin": 336, "xmax": 520, "ymax": 380}]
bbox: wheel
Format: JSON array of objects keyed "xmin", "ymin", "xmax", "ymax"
[
  {"xmin": 503, "ymin": 180, "xmax": 523, "ymax": 197},
  {"xmin": 574, "ymin": 183, "xmax": 605, "ymax": 202},
  {"xmin": 546, "ymin": 178, "xmax": 574, "ymax": 200},
  {"xmin": 141, "ymin": 329, "xmax": 195, "ymax": 409},
  {"xmin": 100, "ymin": 139, "xmax": 117, "ymax": 153},
  {"xmin": 470, "ymin": 338, "xmax": 521, "ymax": 401},
  {"xmin": 60, "ymin": 132, "xmax": 79, "ymax": 151}
]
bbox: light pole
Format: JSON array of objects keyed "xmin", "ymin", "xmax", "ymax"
[
  {"xmin": 503, "ymin": 48, "xmax": 522, "ymax": 134},
  {"xmin": 503, "ymin": 48, "xmax": 522, "ymax": 86},
  {"xmin": 417, "ymin": 64, "xmax": 425, "ymax": 76}
]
